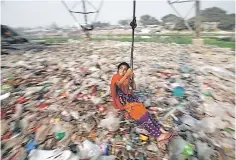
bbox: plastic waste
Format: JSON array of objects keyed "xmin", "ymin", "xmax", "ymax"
[
  {"xmin": 28, "ymin": 149, "xmax": 76, "ymax": 160},
  {"xmin": 99, "ymin": 112, "xmax": 120, "ymax": 132},
  {"xmin": 1, "ymin": 120, "xmax": 9, "ymax": 135},
  {"xmin": 20, "ymin": 117, "xmax": 29, "ymax": 131},
  {"xmin": 1, "ymin": 38, "xmax": 235, "ymax": 160},
  {"xmin": 147, "ymin": 142, "xmax": 159, "ymax": 152},
  {"xmin": 70, "ymin": 111, "xmax": 79, "ymax": 120},
  {"xmin": 195, "ymin": 140, "xmax": 215, "ymax": 160},
  {"xmin": 181, "ymin": 115, "xmax": 198, "ymax": 129},
  {"xmin": 197, "ymin": 117, "xmax": 227, "ymax": 133},
  {"xmin": 13, "ymin": 104, "xmax": 23, "ymax": 119},
  {"xmin": 144, "ymin": 98, "xmax": 151, "ymax": 107},
  {"xmin": 97, "ymin": 156, "xmax": 116, "ymax": 160},
  {"xmin": 182, "ymin": 144, "xmax": 194, "ymax": 157},
  {"xmin": 97, "ymin": 105, "xmax": 105, "ymax": 112},
  {"xmin": 16, "ymin": 96, "xmax": 28, "ymax": 104},
  {"xmin": 35, "ymin": 124, "xmax": 51, "ymax": 143},
  {"xmin": 0, "ymin": 92, "xmax": 10, "ymax": 101},
  {"xmin": 24, "ymin": 86, "xmax": 43, "ymax": 96},
  {"xmin": 173, "ymin": 86, "xmax": 185, "ymax": 97},
  {"xmin": 98, "ymin": 142, "xmax": 109, "ymax": 155},
  {"xmin": 78, "ymin": 140, "xmax": 102, "ymax": 159},
  {"xmin": 168, "ymin": 136, "xmax": 193, "ymax": 159},
  {"xmin": 180, "ymin": 65, "xmax": 190, "ymax": 73},
  {"xmin": 26, "ymin": 139, "xmax": 37, "ymax": 153},
  {"xmin": 53, "ymin": 122, "xmax": 66, "ymax": 140}
]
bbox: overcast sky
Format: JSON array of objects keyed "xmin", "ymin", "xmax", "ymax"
[{"xmin": 1, "ymin": 0, "xmax": 235, "ymax": 28}]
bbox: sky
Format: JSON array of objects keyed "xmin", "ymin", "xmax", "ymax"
[{"xmin": 1, "ymin": 0, "xmax": 235, "ymax": 28}]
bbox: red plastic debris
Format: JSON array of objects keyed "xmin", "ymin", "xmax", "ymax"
[
  {"xmin": 1, "ymin": 131, "xmax": 12, "ymax": 140},
  {"xmin": 96, "ymin": 105, "xmax": 105, "ymax": 112},
  {"xmin": 90, "ymin": 85, "xmax": 97, "ymax": 96},
  {"xmin": 37, "ymin": 103, "xmax": 48, "ymax": 110},
  {"xmin": 16, "ymin": 96, "xmax": 27, "ymax": 104},
  {"xmin": 158, "ymin": 71, "xmax": 172, "ymax": 77},
  {"xmin": 1, "ymin": 110, "xmax": 7, "ymax": 119},
  {"xmin": 29, "ymin": 124, "xmax": 41, "ymax": 134}
]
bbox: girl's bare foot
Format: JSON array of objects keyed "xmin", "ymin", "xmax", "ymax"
[
  {"xmin": 156, "ymin": 132, "xmax": 175, "ymax": 152},
  {"xmin": 160, "ymin": 127, "xmax": 168, "ymax": 134}
]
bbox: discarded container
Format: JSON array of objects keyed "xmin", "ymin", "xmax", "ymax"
[
  {"xmin": 26, "ymin": 139, "xmax": 36, "ymax": 153},
  {"xmin": 196, "ymin": 140, "xmax": 215, "ymax": 160},
  {"xmin": 171, "ymin": 83, "xmax": 185, "ymax": 97},
  {"xmin": 78, "ymin": 140, "xmax": 103, "ymax": 159},
  {"xmin": 182, "ymin": 144, "xmax": 194, "ymax": 157},
  {"xmin": 168, "ymin": 136, "xmax": 193, "ymax": 159},
  {"xmin": 53, "ymin": 122, "xmax": 66, "ymax": 140},
  {"xmin": 28, "ymin": 149, "xmax": 75, "ymax": 160},
  {"xmin": 99, "ymin": 113, "xmax": 120, "ymax": 132}
]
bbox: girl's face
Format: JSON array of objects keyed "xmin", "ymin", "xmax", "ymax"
[{"xmin": 118, "ymin": 65, "xmax": 128, "ymax": 76}]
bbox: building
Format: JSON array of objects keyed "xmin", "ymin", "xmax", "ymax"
[
  {"xmin": 201, "ymin": 22, "xmax": 219, "ymax": 31},
  {"xmin": 164, "ymin": 22, "xmax": 176, "ymax": 30}
]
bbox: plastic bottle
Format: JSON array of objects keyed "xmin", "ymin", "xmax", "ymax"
[
  {"xmin": 169, "ymin": 136, "xmax": 193, "ymax": 159},
  {"xmin": 53, "ymin": 119, "xmax": 66, "ymax": 140}
]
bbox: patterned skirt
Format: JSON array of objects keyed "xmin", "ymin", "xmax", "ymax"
[
  {"xmin": 117, "ymin": 87, "xmax": 161, "ymax": 138},
  {"xmin": 136, "ymin": 112, "xmax": 161, "ymax": 138}
]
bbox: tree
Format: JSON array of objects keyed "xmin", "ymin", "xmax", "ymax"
[
  {"xmin": 139, "ymin": 14, "xmax": 160, "ymax": 26},
  {"xmin": 218, "ymin": 14, "xmax": 235, "ymax": 30},
  {"xmin": 51, "ymin": 22, "xmax": 59, "ymax": 30},
  {"xmin": 92, "ymin": 21, "xmax": 110, "ymax": 28},
  {"xmin": 200, "ymin": 7, "xmax": 227, "ymax": 22},
  {"xmin": 174, "ymin": 20, "xmax": 188, "ymax": 30},
  {"xmin": 194, "ymin": 7, "xmax": 235, "ymax": 31},
  {"xmin": 118, "ymin": 19, "xmax": 130, "ymax": 26},
  {"xmin": 161, "ymin": 14, "xmax": 181, "ymax": 23}
]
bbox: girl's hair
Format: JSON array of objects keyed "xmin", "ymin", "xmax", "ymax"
[{"xmin": 117, "ymin": 62, "xmax": 130, "ymax": 71}]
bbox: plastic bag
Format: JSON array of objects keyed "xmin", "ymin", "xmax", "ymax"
[
  {"xmin": 97, "ymin": 156, "xmax": 116, "ymax": 160},
  {"xmin": 168, "ymin": 136, "xmax": 193, "ymax": 159},
  {"xmin": 197, "ymin": 117, "xmax": 227, "ymax": 133},
  {"xmin": 0, "ymin": 92, "xmax": 10, "ymax": 101},
  {"xmin": 99, "ymin": 112, "xmax": 120, "ymax": 132},
  {"xmin": 196, "ymin": 140, "xmax": 215, "ymax": 160},
  {"xmin": 181, "ymin": 115, "xmax": 197, "ymax": 128},
  {"xmin": 28, "ymin": 149, "xmax": 76, "ymax": 160},
  {"xmin": 78, "ymin": 140, "xmax": 102, "ymax": 159}
]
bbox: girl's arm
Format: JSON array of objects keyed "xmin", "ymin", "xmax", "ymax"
[
  {"xmin": 116, "ymin": 69, "xmax": 133, "ymax": 87},
  {"xmin": 116, "ymin": 74, "xmax": 129, "ymax": 87}
]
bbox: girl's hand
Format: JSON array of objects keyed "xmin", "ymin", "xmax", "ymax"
[{"xmin": 126, "ymin": 68, "xmax": 133, "ymax": 77}]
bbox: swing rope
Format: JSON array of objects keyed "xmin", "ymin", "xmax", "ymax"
[
  {"xmin": 129, "ymin": 0, "xmax": 137, "ymax": 89},
  {"xmin": 130, "ymin": 0, "xmax": 137, "ymax": 70}
]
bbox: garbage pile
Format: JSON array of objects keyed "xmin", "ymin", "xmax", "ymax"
[
  {"xmin": 1, "ymin": 25, "xmax": 45, "ymax": 54},
  {"xmin": 1, "ymin": 40, "xmax": 235, "ymax": 160}
]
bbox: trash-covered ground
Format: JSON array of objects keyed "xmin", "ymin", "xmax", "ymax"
[
  {"xmin": 1, "ymin": 40, "xmax": 235, "ymax": 160},
  {"xmin": 1, "ymin": 25, "xmax": 45, "ymax": 55}
]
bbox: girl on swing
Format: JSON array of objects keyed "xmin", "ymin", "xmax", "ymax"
[{"xmin": 110, "ymin": 62, "xmax": 177, "ymax": 150}]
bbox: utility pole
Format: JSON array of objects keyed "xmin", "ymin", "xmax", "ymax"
[
  {"xmin": 167, "ymin": 0, "xmax": 204, "ymax": 46},
  {"xmin": 82, "ymin": 0, "xmax": 90, "ymax": 39},
  {"xmin": 195, "ymin": 0, "xmax": 200, "ymax": 39},
  {"xmin": 61, "ymin": 0, "xmax": 103, "ymax": 40},
  {"xmin": 192, "ymin": 0, "xmax": 204, "ymax": 46}
]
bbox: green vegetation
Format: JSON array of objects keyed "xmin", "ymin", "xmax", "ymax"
[
  {"xmin": 94, "ymin": 33, "xmax": 232, "ymax": 37},
  {"xmin": 40, "ymin": 35, "xmax": 235, "ymax": 50}
]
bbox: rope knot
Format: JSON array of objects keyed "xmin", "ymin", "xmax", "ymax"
[{"xmin": 130, "ymin": 17, "xmax": 137, "ymax": 29}]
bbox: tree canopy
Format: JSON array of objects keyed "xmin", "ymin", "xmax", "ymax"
[{"xmin": 139, "ymin": 14, "xmax": 160, "ymax": 26}]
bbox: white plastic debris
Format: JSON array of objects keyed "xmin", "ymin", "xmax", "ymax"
[
  {"xmin": 0, "ymin": 92, "xmax": 10, "ymax": 101},
  {"xmin": 99, "ymin": 112, "xmax": 120, "ymax": 132}
]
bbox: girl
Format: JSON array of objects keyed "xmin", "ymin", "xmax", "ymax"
[{"xmin": 110, "ymin": 62, "xmax": 176, "ymax": 150}]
